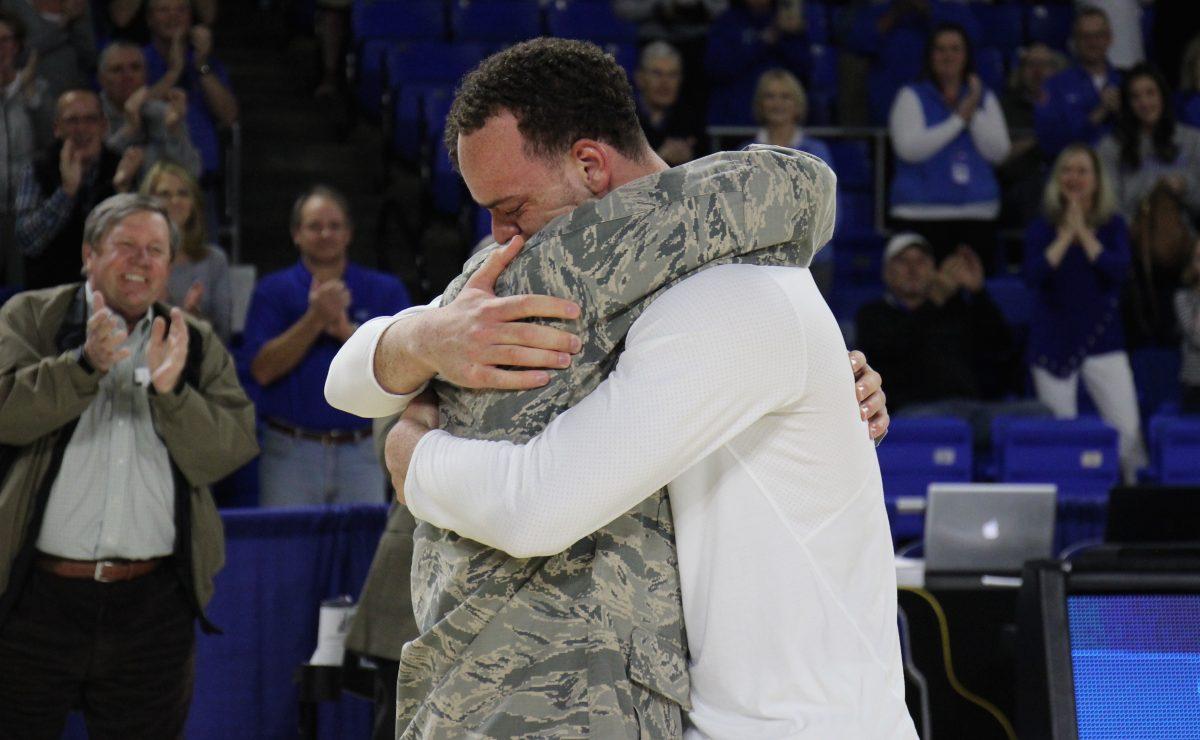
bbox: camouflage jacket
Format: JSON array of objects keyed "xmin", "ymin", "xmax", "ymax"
[{"xmin": 397, "ymin": 145, "xmax": 837, "ymax": 739}]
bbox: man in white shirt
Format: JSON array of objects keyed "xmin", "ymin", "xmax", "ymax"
[{"xmin": 328, "ymin": 39, "xmax": 913, "ymax": 739}]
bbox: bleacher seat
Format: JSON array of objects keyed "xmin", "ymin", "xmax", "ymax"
[
  {"xmin": 355, "ymin": 38, "xmax": 398, "ymax": 117},
  {"xmin": 384, "ymin": 42, "xmax": 484, "ymax": 160},
  {"xmin": 1130, "ymin": 347, "xmax": 1183, "ymax": 420},
  {"xmin": 984, "ymin": 275, "xmax": 1033, "ymax": 330},
  {"xmin": 1025, "ymin": 4, "xmax": 1074, "ymax": 52},
  {"xmin": 827, "ymin": 139, "xmax": 872, "ymax": 192},
  {"xmin": 450, "ymin": 0, "xmax": 542, "ymax": 44},
  {"xmin": 351, "ymin": 0, "xmax": 446, "ymax": 42},
  {"xmin": 805, "ymin": 1, "xmax": 831, "ymax": 45},
  {"xmin": 830, "ymin": 232, "xmax": 884, "ymax": 285},
  {"xmin": 837, "ymin": 191, "xmax": 875, "ymax": 237},
  {"xmin": 1148, "ymin": 414, "xmax": 1200, "ymax": 485},
  {"xmin": 974, "ymin": 3, "xmax": 1024, "ymax": 53},
  {"xmin": 976, "ymin": 47, "xmax": 1006, "ymax": 93},
  {"xmin": 876, "ymin": 417, "xmax": 974, "ymax": 501},
  {"xmin": 993, "ymin": 417, "xmax": 1120, "ymax": 498},
  {"xmin": 545, "ymin": 1, "xmax": 637, "ymax": 44}
]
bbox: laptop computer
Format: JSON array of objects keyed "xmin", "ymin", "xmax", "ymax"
[{"xmin": 925, "ymin": 483, "xmax": 1057, "ymax": 576}]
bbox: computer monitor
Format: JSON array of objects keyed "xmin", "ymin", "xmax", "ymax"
[
  {"xmin": 1017, "ymin": 561, "xmax": 1200, "ymax": 740},
  {"xmin": 1105, "ymin": 485, "xmax": 1200, "ymax": 544}
]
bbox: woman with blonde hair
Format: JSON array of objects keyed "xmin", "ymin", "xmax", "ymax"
[
  {"xmin": 748, "ymin": 68, "xmax": 836, "ymax": 296},
  {"xmin": 1023, "ymin": 143, "xmax": 1147, "ymax": 481},
  {"xmin": 141, "ymin": 159, "xmax": 232, "ymax": 342}
]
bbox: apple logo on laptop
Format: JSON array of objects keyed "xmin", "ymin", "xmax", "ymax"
[{"xmin": 982, "ymin": 519, "xmax": 1001, "ymax": 541}]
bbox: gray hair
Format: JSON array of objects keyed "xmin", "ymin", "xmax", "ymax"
[
  {"xmin": 98, "ymin": 39, "xmax": 144, "ymax": 73},
  {"xmin": 83, "ymin": 193, "xmax": 180, "ymax": 259},
  {"xmin": 638, "ymin": 41, "xmax": 682, "ymax": 71},
  {"xmin": 290, "ymin": 184, "xmax": 354, "ymax": 233}
]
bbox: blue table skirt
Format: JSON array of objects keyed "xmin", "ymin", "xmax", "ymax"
[{"xmin": 61, "ymin": 495, "xmax": 1107, "ymax": 738}]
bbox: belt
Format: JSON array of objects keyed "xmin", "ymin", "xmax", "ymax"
[
  {"xmin": 266, "ymin": 418, "xmax": 372, "ymax": 445},
  {"xmin": 36, "ymin": 555, "xmax": 163, "ymax": 583}
]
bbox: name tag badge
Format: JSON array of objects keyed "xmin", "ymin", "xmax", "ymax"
[{"xmin": 951, "ymin": 160, "xmax": 971, "ymax": 186}]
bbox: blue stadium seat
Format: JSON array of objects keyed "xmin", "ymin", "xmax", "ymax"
[
  {"xmin": 1148, "ymin": 414, "xmax": 1200, "ymax": 485},
  {"xmin": 808, "ymin": 43, "xmax": 837, "ymax": 94},
  {"xmin": 1025, "ymin": 3, "xmax": 1074, "ymax": 52},
  {"xmin": 837, "ymin": 191, "xmax": 876, "ymax": 237},
  {"xmin": 976, "ymin": 47, "xmax": 1006, "ymax": 93},
  {"xmin": 974, "ymin": 3, "xmax": 1024, "ymax": 53},
  {"xmin": 450, "ymin": 0, "xmax": 542, "ymax": 44},
  {"xmin": 827, "ymin": 139, "xmax": 872, "ymax": 192},
  {"xmin": 355, "ymin": 38, "xmax": 397, "ymax": 117},
  {"xmin": 830, "ymin": 232, "xmax": 884, "ymax": 285},
  {"xmin": 877, "ymin": 417, "xmax": 974, "ymax": 501},
  {"xmin": 545, "ymin": 1, "xmax": 637, "ymax": 44},
  {"xmin": 430, "ymin": 136, "xmax": 464, "ymax": 214},
  {"xmin": 984, "ymin": 275, "xmax": 1032, "ymax": 330},
  {"xmin": 830, "ymin": 283, "xmax": 882, "ymax": 331},
  {"xmin": 993, "ymin": 417, "xmax": 1120, "ymax": 498},
  {"xmin": 805, "ymin": 1, "xmax": 831, "ymax": 45},
  {"xmin": 351, "ymin": 0, "xmax": 446, "ymax": 42},
  {"xmin": 1130, "ymin": 347, "xmax": 1183, "ymax": 419},
  {"xmin": 384, "ymin": 41, "xmax": 486, "ymax": 88}
]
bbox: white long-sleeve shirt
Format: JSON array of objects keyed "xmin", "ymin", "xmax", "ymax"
[{"xmin": 325, "ymin": 264, "xmax": 916, "ymax": 739}]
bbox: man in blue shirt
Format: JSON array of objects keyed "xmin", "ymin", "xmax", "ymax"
[
  {"xmin": 243, "ymin": 185, "xmax": 411, "ymax": 507},
  {"xmin": 1034, "ymin": 6, "xmax": 1122, "ymax": 158}
]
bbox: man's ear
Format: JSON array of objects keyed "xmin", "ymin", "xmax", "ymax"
[
  {"xmin": 570, "ymin": 139, "xmax": 611, "ymax": 196},
  {"xmin": 81, "ymin": 242, "xmax": 95, "ymax": 274}
]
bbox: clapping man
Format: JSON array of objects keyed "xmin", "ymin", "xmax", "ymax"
[{"xmin": 0, "ymin": 193, "xmax": 257, "ymax": 736}]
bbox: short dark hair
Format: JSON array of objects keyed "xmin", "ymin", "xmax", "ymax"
[
  {"xmin": 920, "ymin": 23, "xmax": 975, "ymax": 84},
  {"xmin": 290, "ymin": 184, "xmax": 353, "ymax": 233},
  {"xmin": 444, "ymin": 38, "xmax": 648, "ymax": 170}
]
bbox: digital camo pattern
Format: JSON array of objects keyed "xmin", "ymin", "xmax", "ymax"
[{"xmin": 397, "ymin": 145, "xmax": 837, "ymax": 738}]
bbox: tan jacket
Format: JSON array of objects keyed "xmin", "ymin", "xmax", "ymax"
[{"xmin": 0, "ymin": 284, "xmax": 258, "ymax": 628}]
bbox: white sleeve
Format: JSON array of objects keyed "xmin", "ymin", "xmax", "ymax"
[
  {"xmin": 968, "ymin": 91, "xmax": 1012, "ymax": 163},
  {"xmin": 405, "ymin": 265, "xmax": 807, "ymax": 559},
  {"xmin": 323, "ymin": 297, "xmax": 442, "ymax": 418},
  {"xmin": 888, "ymin": 87, "xmax": 966, "ymax": 163}
]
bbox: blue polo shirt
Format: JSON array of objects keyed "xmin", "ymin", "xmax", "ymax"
[
  {"xmin": 242, "ymin": 261, "xmax": 411, "ymax": 431},
  {"xmin": 1034, "ymin": 65, "xmax": 1122, "ymax": 159},
  {"xmin": 143, "ymin": 44, "xmax": 232, "ymax": 175}
]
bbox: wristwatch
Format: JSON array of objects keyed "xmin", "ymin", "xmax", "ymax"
[{"xmin": 195, "ymin": 62, "xmax": 212, "ymax": 77}]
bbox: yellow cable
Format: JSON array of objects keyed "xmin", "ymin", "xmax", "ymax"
[{"xmin": 899, "ymin": 586, "xmax": 1018, "ymax": 740}]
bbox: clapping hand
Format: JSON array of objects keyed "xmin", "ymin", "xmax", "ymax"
[
  {"xmin": 957, "ymin": 75, "xmax": 983, "ymax": 122},
  {"xmin": 112, "ymin": 146, "xmax": 145, "ymax": 193},
  {"xmin": 308, "ymin": 278, "xmax": 353, "ymax": 339},
  {"xmin": 83, "ymin": 292, "xmax": 131, "ymax": 373},
  {"xmin": 183, "ymin": 281, "xmax": 205, "ymax": 314},
  {"xmin": 147, "ymin": 307, "xmax": 189, "ymax": 394}
]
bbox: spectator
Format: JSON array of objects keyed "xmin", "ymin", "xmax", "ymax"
[
  {"xmin": 1098, "ymin": 64, "xmax": 1200, "ymax": 224},
  {"xmin": 1178, "ymin": 239, "xmax": 1200, "ymax": 413},
  {"xmin": 141, "ymin": 159, "xmax": 230, "ymax": 342},
  {"xmin": 0, "ymin": 0, "xmax": 95, "ymax": 148},
  {"xmin": 747, "ymin": 67, "xmax": 835, "ymax": 295},
  {"xmin": 142, "ymin": 0, "xmax": 236, "ymax": 179},
  {"xmin": 243, "ymin": 185, "xmax": 410, "ymax": 507},
  {"xmin": 0, "ymin": 9, "xmax": 44, "ymax": 184},
  {"xmin": 998, "ymin": 43, "xmax": 1067, "ymax": 231},
  {"xmin": 614, "ymin": 0, "xmax": 726, "ymax": 114},
  {"xmin": 16, "ymin": 89, "xmax": 145, "ymax": 289},
  {"xmin": 1035, "ymin": 6, "xmax": 1122, "ymax": 159},
  {"xmin": 1024, "ymin": 143, "xmax": 1147, "ymax": 483},
  {"xmin": 0, "ymin": 193, "xmax": 257, "ymax": 736},
  {"xmin": 856, "ymin": 232, "xmax": 1044, "ymax": 447},
  {"xmin": 98, "ymin": 40, "xmax": 201, "ymax": 178},
  {"xmin": 848, "ymin": 0, "xmax": 980, "ymax": 126},
  {"xmin": 704, "ymin": 0, "xmax": 809, "ymax": 126},
  {"xmin": 1078, "ymin": 0, "xmax": 1144, "ymax": 70},
  {"xmin": 105, "ymin": 0, "xmax": 216, "ymax": 44},
  {"xmin": 1098, "ymin": 63, "xmax": 1200, "ymax": 345},
  {"xmin": 633, "ymin": 41, "xmax": 704, "ymax": 167},
  {"xmin": 888, "ymin": 23, "xmax": 1010, "ymax": 269},
  {"xmin": 1177, "ymin": 34, "xmax": 1200, "ymax": 129}
]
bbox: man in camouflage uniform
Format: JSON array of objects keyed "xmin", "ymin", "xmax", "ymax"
[{"xmin": 326, "ymin": 39, "xmax": 891, "ymax": 738}]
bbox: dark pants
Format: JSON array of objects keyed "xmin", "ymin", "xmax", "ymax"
[
  {"xmin": 0, "ymin": 565, "xmax": 196, "ymax": 740},
  {"xmin": 372, "ymin": 658, "xmax": 400, "ymax": 740},
  {"xmin": 1183, "ymin": 384, "xmax": 1200, "ymax": 415}
]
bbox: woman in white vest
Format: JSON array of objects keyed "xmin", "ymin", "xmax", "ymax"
[{"xmin": 888, "ymin": 22, "xmax": 1011, "ymax": 271}]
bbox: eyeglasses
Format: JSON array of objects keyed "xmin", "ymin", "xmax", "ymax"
[{"xmin": 60, "ymin": 114, "xmax": 104, "ymax": 126}]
